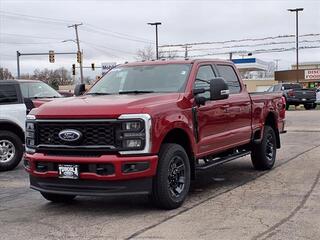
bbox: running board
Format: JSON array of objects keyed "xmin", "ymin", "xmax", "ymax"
[{"xmin": 195, "ymin": 150, "xmax": 251, "ymax": 171}]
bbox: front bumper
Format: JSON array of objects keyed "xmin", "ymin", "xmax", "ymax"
[
  {"xmin": 25, "ymin": 153, "xmax": 158, "ymax": 195},
  {"xmin": 30, "ymin": 175, "xmax": 152, "ymax": 196}
]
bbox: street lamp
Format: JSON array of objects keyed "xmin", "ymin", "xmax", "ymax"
[
  {"xmin": 288, "ymin": 8, "xmax": 304, "ymax": 82},
  {"xmin": 148, "ymin": 22, "xmax": 162, "ymax": 60}
]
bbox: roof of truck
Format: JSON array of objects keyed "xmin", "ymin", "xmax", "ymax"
[{"xmin": 121, "ymin": 58, "xmax": 233, "ymax": 67}]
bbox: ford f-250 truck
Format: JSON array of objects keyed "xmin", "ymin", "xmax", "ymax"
[{"xmin": 24, "ymin": 59, "xmax": 286, "ymax": 209}]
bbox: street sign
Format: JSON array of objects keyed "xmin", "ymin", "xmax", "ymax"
[
  {"xmin": 305, "ymin": 69, "xmax": 320, "ymax": 80},
  {"xmin": 101, "ymin": 62, "xmax": 117, "ymax": 74}
]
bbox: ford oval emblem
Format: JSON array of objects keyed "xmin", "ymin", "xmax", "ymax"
[{"xmin": 58, "ymin": 129, "xmax": 82, "ymax": 142}]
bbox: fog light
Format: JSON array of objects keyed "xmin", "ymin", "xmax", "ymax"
[
  {"xmin": 122, "ymin": 162, "xmax": 149, "ymax": 173},
  {"xmin": 124, "ymin": 139, "xmax": 142, "ymax": 148}
]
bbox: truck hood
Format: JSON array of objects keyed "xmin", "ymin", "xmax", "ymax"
[{"xmin": 32, "ymin": 93, "xmax": 181, "ymax": 119}]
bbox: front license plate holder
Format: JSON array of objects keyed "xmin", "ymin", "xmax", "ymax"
[{"xmin": 58, "ymin": 164, "xmax": 79, "ymax": 179}]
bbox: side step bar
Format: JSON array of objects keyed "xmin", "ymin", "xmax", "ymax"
[{"xmin": 195, "ymin": 150, "xmax": 251, "ymax": 171}]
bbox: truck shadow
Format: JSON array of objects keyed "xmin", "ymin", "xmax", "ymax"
[{"xmin": 38, "ymin": 157, "xmax": 260, "ymax": 214}]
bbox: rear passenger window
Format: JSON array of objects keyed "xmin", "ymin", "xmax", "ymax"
[
  {"xmin": 194, "ymin": 65, "xmax": 216, "ymax": 98},
  {"xmin": 216, "ymin": 65, "xmax": 241, "ymax": 94},
  {"xmin": 0, "ymin": 85, "xmax": 18, "ymax": 104}
]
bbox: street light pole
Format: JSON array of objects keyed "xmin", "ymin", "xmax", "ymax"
[
  {"xmin": 148, "ymin": 22, "xmax": 162, "ymax": 60},
  {"xmin": 68, "ymin": 23, "xmax": 84, "ymax": 84},
  {"xmin": 288, "ymin": 8, "xmax": 303, "ymax": 83}
]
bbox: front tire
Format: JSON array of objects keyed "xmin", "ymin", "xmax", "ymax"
[
  {"xmin": 251, "ymin": 126, "xmax": 276, "ymax": 170},
  {"xmin": 0, "ymin": 131, "xmax": 23, "ymax": 171},
  {"xmin": 41, "ymin": 192, "xmax": 76, "ymax": 203},
  {"xmin": 151, "ymin": 143, "xmax": 191, "ymax": 210}
]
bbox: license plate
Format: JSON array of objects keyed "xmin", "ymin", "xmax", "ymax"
[
  {"xmin": 302, "ymin": 98, "xmax": 306, "ymax": 101},
  {"xmin": 58, "ymin": 164, "xmax": 79, "ymax": 179}
]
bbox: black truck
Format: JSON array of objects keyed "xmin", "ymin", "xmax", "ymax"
[{"xmin": 267, "ymin": 83, "xmax": 316, "ymax": 110}]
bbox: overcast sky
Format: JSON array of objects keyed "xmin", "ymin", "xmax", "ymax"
[{"xmin": 0, "ymin": 0, "xmax": 319, "ymax": 79}]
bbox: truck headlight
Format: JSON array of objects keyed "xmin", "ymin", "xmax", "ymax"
[
  {"xmin": 123, "ymin": 121, "xmax": 141, "ymax": 131},
  {"xmin": 26, "ymin": 115, "xmax": 36, "ymax": 153},
  {"xmin": 118, "ymin": 114, "xmax": 151, "ymax": 154}
]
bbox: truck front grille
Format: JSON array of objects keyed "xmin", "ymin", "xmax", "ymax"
[{"xmin": 36, "ymin": 120, "xmax": 117, "ymax": 148}]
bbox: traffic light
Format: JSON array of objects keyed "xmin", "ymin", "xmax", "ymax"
[
  {"xmin": 91, "ymin": 63, "xmax": 95, "ymax": 71},
  {"xmin": 72, "ymin": 64, "xmax": 76, "ymax": 75},
  {"xmin": 49, "ymin": 50, "xmax": 55, "ymax": 63},
  {"xmin": 77, "ymin": 51, "xmax": 82, "ymax": 63}
]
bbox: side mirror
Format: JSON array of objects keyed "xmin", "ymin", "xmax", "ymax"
[
  {"xmin": 74, "ymin": 84, "xmax": 85, "ymax": 96},
  {"xmin": 209, "ymin": 77, "xmax": 229, "ymax": 100}
]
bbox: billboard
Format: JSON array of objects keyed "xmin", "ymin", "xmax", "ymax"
[
  {"xmin": 101, "ymin": 62, "xmax": 117, "ymax": 74},
  {"xmin": 305, "ymin": 69, "xmax": 320, "ymax": 80}
]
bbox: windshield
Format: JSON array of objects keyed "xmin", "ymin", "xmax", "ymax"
[
  {"xmin": 20, "ymin": 81, "xmax": 62, "ymax": 99},
  {"xmin": 87, "ymin": 64, "xmax": 191, "ymax": 95}
]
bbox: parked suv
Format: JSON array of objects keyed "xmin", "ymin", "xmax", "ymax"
[
  {"xmin": 0, "ymin": 79, "xmax": 61, "ymax": 171},
  {"xmin": 0, "ymin": 80, "xmax": 26, "ymax": 171},
  {"xmin": 267, "ymin": 83, "xmax": 316, "ymax": 110}
]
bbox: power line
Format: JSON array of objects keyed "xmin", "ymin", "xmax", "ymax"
[
  {"xmin": 82, "ymin": 27, "xmax": 153, "ymax": 44},
  {"xmin": 160, "ymin": 39, "xmax": 320, "ymax": 53},
  {"xmin": 187, "ymin": 45, "xmax": 320, "ymax": 58},
  {"xmin": 1, "ymin": 10, "xmax": 153, "ymax": 44},
  {"xmin": 160, "ymin": 33, "xmax": 320, "ymax": 48},
  {"xmin": 1, "ymin": 32, "xmax": 64, "ymax": 40}
]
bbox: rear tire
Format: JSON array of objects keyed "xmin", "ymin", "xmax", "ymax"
[
  {"xmin": 251, "ymin": 126, "xmax": 276, "ymax": 171},
  {"xmin": 41, "ymin": 192, "xmax": 76, "ymax": 203},
  {"xmin": 0, "ymin": 131, "xmax": 23, "ymax": 171},
  {"xmin": 151, "ymin": 143, "xmax": 190, "ymax": 210},
  {"xmin": 304, "ymin": 103, "xmax": 316, "ymax": 110}
]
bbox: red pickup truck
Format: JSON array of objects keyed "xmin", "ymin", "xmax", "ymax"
[{"xmin": 25, "ymin": 59, "xmax": 286, "ymax": 209}]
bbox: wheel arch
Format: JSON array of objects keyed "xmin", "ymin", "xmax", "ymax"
[
  {"xmin": 0, "ymin": 120, "xmax": 25, "ymax": 144},
  {"xmin": 161, "ymin": 128, "xmax": 195, "ymax": 179},
  {"xmin": 264, "ymin": 112, "xmax": 280, "ymax": 148}
]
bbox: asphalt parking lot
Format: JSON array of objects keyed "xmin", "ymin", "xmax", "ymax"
[{"xmin": 0, "ymin": 110, "xmax": 320, "ymax": 240}]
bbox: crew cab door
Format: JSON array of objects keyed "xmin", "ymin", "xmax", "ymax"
[
  {"xmin": 193, "ymin": 65, "xmax": 231, "ymax": 156},
  {"xmin": 215, "ymin": 64, "xmax": 252, "ymax": 146}
]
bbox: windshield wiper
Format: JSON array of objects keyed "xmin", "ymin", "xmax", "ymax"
[
  {"xmin": 118, "ymin": 90, "xmax": 155, "ymax": 94},
  {"xmin": 86, "ymin": 92, "xmax": 112, "ymax": 95}
]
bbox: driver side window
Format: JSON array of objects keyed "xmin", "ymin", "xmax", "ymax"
[{"xmin": 194, "ymin": 65, "xmax": 216, "ymax": 98}]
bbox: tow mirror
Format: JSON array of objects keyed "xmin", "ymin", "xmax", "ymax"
[
  {"xmin": 209, "ymin": 77, "xmax": 229, "ymax": 100},
  {"xmin": 74, "ymin": 84, "xmax": 85, "ymax": 96}
]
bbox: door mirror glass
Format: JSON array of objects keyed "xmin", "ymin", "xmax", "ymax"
[
  {"xmin": 74, "ymin": 84, "xmax": 86, "ymax": 96},
  {"xmin": 209, "ymin": 77, "xmax": 229, "ymax": 100}
]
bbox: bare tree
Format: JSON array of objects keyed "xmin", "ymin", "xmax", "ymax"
[
  {"xmin": 136, "ymin": 45, "xmax": 155, "ymax": 60},
  {"xmin": 0, "ymin": 67, "xmax": 14, "ymax": 80}
]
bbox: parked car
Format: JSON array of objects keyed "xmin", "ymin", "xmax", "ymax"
[
  {"xmin": 0, "ymin": 79, "xmax": 62, "ymax": 171},
  {"xmin": 266, "ymin": 83, "xmax": 316, "ymax": 110},
  {"xmin": 25, "ymin": 59, "xmax": 286, "ymax": 209},
  {"xmin": 18, "ymin": 79, "xmax": 62, "ymax": 111},
  {"xmin": 0, "ymin": 80, "xmax": 26, "ymax": 171}
]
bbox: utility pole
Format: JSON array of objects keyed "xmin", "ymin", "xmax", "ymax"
[
  {"xmin": 274, "ymin": 59, "xmax": 280, "ymax": 71},
  {"xmin": 68, "ymin": 23, "xmax": 84, "ymax": 84},
  {"xmin": 148, "ymin": 22, "xmax": 162, "ymax": 60},
  {"xmin": 16, "ymin": 51, "xmax": 21, "ymax": 79},
  {"xmin": 288, "ymin": 8, "xmax": 303, "ymax": 82},
  {"xmin": 183, "ymin": 45, "xmax": 192, "ymax": 58}
]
